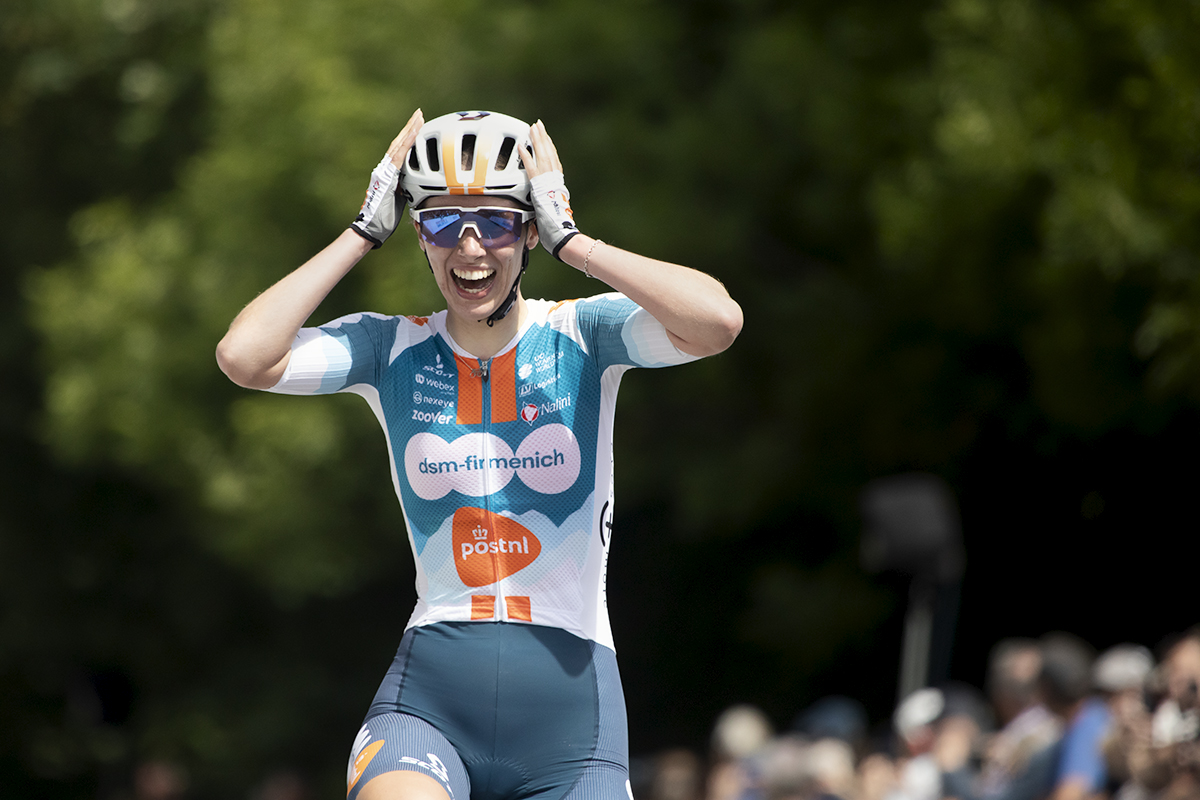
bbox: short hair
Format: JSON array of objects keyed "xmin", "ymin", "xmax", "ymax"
[
  {"xmin": 1155, "ymin": 625, "xmax": 1200, "ymax": 663},
  {"xmin": 1039, "ymin": 632, "xmax": 1096, "ymax": 711},
  {"xmin": 986, "ymin": 638, "xmax": 1042, "ymax": 705}
]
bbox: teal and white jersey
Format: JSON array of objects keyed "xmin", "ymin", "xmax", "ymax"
[{"xmin": 270, "ymin": 294, "xmax": 698, "ymax": 650}]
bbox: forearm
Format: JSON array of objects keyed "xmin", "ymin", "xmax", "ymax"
[
  {"xmin": 216, "ymin": 229, "xmax": 373, "ymax": 389},
  {"xmin": 559, "ymin": 235, "xmax": 743, "ymax": 357}
]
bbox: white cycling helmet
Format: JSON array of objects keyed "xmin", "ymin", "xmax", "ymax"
[{"xmin": 401, "ymin": 110, "xmax": 533, "ymax": 209}]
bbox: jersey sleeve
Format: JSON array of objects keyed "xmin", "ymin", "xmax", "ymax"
[
  {"xmin": 573, "ymin": 292, "xmax": 701, "ymax": 371},
  {"xmin": 268, "ymin": 312, "xmax": 400, "ymax": 395}
]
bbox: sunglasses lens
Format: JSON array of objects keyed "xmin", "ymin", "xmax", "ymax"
[{"xmin": 419, "ymin": 208, "xmax": 523, "ymax": 248}]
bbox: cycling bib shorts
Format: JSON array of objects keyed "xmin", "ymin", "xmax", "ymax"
[{"xmin": 346, "ymin": 621, "xmax": 630, "ymax": 800}]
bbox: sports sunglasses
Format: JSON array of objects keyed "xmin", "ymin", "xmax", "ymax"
[{"xmin": 410, "ymin": 206, "xmax": 535, "ymax": 249}]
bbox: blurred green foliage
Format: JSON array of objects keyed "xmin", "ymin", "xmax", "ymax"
[{"xmin": 4, "ymin": 0, "xmax": 1200, "ymax": 796}]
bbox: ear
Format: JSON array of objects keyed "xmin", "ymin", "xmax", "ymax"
[
  {"xmin": 412, "ymin": 219, "xmax": 425, "ymax": 251},
  {"xmin": 526, "ymin": 221, "xmax": 539, "ymax": 251}
]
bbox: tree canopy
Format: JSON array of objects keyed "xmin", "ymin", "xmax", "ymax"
[{"xmin": 4, "ymin": 0, "xmax": 1199, "ymax": 796}]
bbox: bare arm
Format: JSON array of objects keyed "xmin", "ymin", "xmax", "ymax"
[
  {"xmin": 216, "ymin": 230, "xmax": 374, "ymax": 389},
  {"xmin": 520, "ymin": 121, "xmax": 743, "ymax": 358},
  {"xmin": 215, "ymin": 109, "xmax": 424, "ymax": 389}
]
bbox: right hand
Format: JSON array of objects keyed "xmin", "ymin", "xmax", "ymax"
[{"xmin": 350, "ymin": 108, "xmax": 424, "ymax": 248}]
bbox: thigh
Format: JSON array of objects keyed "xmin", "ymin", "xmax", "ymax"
[
  {"xmin": 365, "ymin": 622, "xmax": 631, "ymax": 800},
  {"xmin": 494, "ymin": 626, "xmax": 630, "ymax": 800},
  {"xmin": 347, "ymin": 712, "xmax": 472, "ymax": 800}
]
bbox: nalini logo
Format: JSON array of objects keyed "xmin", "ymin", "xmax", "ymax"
[
  {"xmin": 521, "ymin": 404, "xmax": 539, "ymax": 424},
  {"xmin": 452, "ymin": 508, "xmax": 541, "ymax": 586}
]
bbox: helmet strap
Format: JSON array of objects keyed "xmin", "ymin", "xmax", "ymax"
[{"xmin": 486, "ymin": 245, "xmax": 528, "ymax": 327}]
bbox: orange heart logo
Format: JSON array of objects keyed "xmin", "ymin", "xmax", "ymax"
[{"xmin": 452, "ymin": 508, "xmax": 541, "ymax": 587}]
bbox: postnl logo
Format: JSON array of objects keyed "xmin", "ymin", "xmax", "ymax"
[
  {"xmin": 452, "ymin": 507, "xmax": 542, "ymax": 586},
  {"xmin": 404, "ymin": 425, "xmax": 581, "ymax": 500}
]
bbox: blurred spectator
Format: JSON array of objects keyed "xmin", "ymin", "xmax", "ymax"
[
  {"xmin": 1124, "ymin": 629, "xmax": 1200, "ymax": 800},
  {"xmin": 133, "ymin": 760, "xmax": 187, "ymax": 800},
  {"xmin": 1041, "ymin": 633, "xmax": 1110, "ymax": 800},
  {"xmin": 889, "ymin": 687, "xmax": 947, "ymax": 800},
  {"xmin": 932, "ymin": 683, "xmax": 993, "ymax": 780},
  {"xmin": 807, "ymin": 738, "xmax": 857, "ymax": 800},
  {"xmin": 755, "ymin": 735, "xmax": 856, "ymax": 800},
  {"xmin": 714, "ymin": 704, "xmax": 776, "ymax": 763},
  {"xmin": 250, "ymin": 769, "xmax": 311, "ymax": 800},
  {"xmin": 650, "ymin": 748, "xmax": 705, "ymax": 800},
  {"xmin": 1093, "ymin": 644, "xmax": 1155, "ymax": 795},
  {"xmin": 707, "ymin": 704, "xmax": 774, "ymax": 800},
  {"xmin": 941, "ymin": 638, "xmax": 1061, "ymax": 800},
  {"xmin": 793, "ymin": 697, "xmax": 870, "ymax": 759},
  {"xmin": 684, "ymin": 632, "xmax": 1200, "ymax": 800}
]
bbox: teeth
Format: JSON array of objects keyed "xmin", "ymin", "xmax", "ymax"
[{"xmin": 453, "ymin": 268, "xmax": 494, "ymax": 281}]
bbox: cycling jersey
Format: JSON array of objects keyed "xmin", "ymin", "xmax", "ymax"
[{"xmin": 270, "ymin": 293, "xmax": 697, "ymax": 650}]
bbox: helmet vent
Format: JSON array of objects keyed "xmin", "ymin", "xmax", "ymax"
[
  {"xmin": 496, "ymin": 137, "xmax": 516, "ymax": 170},
  {"xmin": 425, "ymin": 138, "xmax": 440, "ymax": 172},
  {"xmin": 461, "ymin": 134, "xmax": 477, "ymax": 170},
  {"xmin": 408, "ymin": 147, "xmax": 420, "ymax": 170}
]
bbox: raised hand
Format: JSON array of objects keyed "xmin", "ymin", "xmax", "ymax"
[
  {"xmin": 520, "ymin": 120, "xmax": 580, "ymax": 260},
  {"xmin": 351, "ymin": 108, "xmax": 424, "ymax": 248}
]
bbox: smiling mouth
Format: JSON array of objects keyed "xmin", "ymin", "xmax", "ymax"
[{"xmin": 451, "ymin": 267, "xmax": 497, "ymax": 295}]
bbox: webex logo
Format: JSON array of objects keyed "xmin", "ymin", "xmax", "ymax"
[{"xmin": 404, "ymin": 424, "xmax": 581, "ymax": 500}]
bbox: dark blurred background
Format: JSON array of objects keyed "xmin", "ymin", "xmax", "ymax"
[{"xmin": 2, "ymin": 0, "xmax": 1198, "ymax": 797}]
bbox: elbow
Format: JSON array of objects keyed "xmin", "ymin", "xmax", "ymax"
[
  {"xmin": 704, "ymin": 299, "xmax": 744, "ymax": 356},
  {"xmin": 678, "ymin": 299, "xmax": 743, "ymax": 358},
  {"xmin": 718, "ymin": 299, "xmax": 744, "ymax": 351},
  {"xmin": 215, "ymin": 336, "xmax": 279, "ymax": 391}
]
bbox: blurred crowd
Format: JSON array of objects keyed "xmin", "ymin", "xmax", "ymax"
[{"xmin": 634, "ymin": 628, "xmax": 1200, "ymax": 800}]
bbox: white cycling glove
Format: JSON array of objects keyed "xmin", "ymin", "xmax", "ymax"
[
  {"xmin": 350, "ymin": 156, "xmax": 404, "ymax": 248},
  {"xmin": 529, "ymin": 170, "xmax": 580, "ymax": 260}
]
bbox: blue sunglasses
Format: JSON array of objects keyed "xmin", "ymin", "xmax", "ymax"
[{"xmin": 410, "ymin": 206, "xmax": 535, "ymax": 249}]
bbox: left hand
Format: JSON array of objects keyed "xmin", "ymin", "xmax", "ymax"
[{"xmin": 519, "ymin": 120, "xmax": 580, "ymax": 260}]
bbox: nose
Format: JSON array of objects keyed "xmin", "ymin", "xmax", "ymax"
[{"xmin": 455, "ymin": 227, "xmax": 487, "ymax": 256}]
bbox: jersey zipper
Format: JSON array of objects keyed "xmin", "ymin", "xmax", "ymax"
[{"xmin": 474, "ymin": 355, "xmax": 504, "ymax": 620}]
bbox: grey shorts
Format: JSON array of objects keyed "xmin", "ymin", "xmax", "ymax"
[{"xmin": 346, "ymin": 622, "xmax": 630, "ymax": 800}]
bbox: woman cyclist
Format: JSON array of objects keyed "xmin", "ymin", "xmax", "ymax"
[{"xmin": 216, "ymin": 108, "xmax": 742, "ymax": 800}]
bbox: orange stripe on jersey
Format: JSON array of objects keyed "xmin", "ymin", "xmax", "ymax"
[
  {"xmin": 505, "ymin": 596, "xmax": 532, "ymax": 622},
  {"xmin": 471, "ymin": 595, "xmax": 496, "ymax": 620},
  {"xmin": 490, "ymin": 348, "xmax": 518, "ymax": 423},
  {"xmin": 548, "ymin": 299, "xmax": 579, "ymax": 314},
  {"xmin": 455, "ymin": 355, "xmax": 482, "ymax": 425}
]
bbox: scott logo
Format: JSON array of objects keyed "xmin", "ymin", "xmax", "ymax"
[
  {"xmin": 452, "ymin": 508, "xmax": 541, "ymax": 586},
  {"xmin": 521, "ymin": 404, "xmax": 539, "ymax": 424}
]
